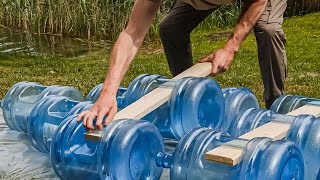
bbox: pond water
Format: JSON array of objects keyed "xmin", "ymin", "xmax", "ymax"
[{"xmin": 0, "ymin": 27, "xmax": 109, "ymax": 57}]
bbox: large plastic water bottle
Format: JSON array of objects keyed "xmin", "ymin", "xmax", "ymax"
[
  {"xmin": 221, "ymin": 88, "xmax": 259, "ymax": 131},
  {"xmin": 86, "ymin": 79, "xmax": 257, "ymax": 139},
  {"xmin": 26, "ymin": 74, "xmax": 168, "ymax": 153},
  {"xmin": 51, "ymin": 117, "xmax": 164, "ymax": 180},
  {"xmin": 50, "ymin": 117, "xmax": 304, "ymax": 180},
  {"xmin": 27, "ymin": 96, "xmax": 93, "ymax": 153},
  {"xmin": 228, "ymin": 108, "xmax": 320, "ymax": 180},
  {"xmin": 84, "ymin": 75, "xmax": 226, "ymax": 140},
  {"xmin": 142, "ymin": 77, "xmax": 225, "ymax": 139},
  {"xmin": 0, "ymin": 82, "xmax": 84, "ymax": 133},
  {"xmin": 271, "ymin": 94, "xmax": 320, "ymax": 114},
  {"xmin": 156, "ymin": 128, "xmax": 304, "ymax": 180}
]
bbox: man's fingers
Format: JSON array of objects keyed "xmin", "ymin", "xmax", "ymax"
[
  {"xmin": 211, "ymin": 62, "xmax": 219, "ymax": 76},
  {"xmin": 105, "ymin": 105, "xmax": 117, "ymax": 124},
  {"xmin": 77, "ymin": 111, "xmax": 86, "ymax": 122},
  {"xmin": 96, "ymin": 108, "xmax": 110, "ymax": 131},
  {"xmin": 82, "ymin": 111, "xmax": 91, "ymax": 130},
  {"xmin": 86, "ymin": 111, "xmax": 98, "ymax": 131},
  {"xmin": 197, "ymin": 57, "xmax": 209, "ymax": 63}
]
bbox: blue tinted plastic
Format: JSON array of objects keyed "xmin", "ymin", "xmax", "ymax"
[
  {"xmin": 144, "ymin": 77, "xmax": 225, "ymax": 139},
  {"xmin": 97, "ymin": 120, "xmax": 164, "ymax": 179},
  {"xmin": 85, "ymin": 84, "xmax": 127, "ymax": 102},
  {"xmin": 50, "ymin": 117, "xmax": 164, "ymax": 180},
  {"xmin": 27, "ymin": 95, "xmax": 94, "ymax": 153},
  {"xmin": 1, "ymin": 82, "xmax": 84, "ymax": 133},
  {"xmin": 157, "ymin": 128, "xmax": 304, "ymax": 179},
  {"xmin": 228, "ymin": 108, "xmax": 273, "ymax": 137},
  {"xmin": 221, "ymin": 88, "xmax": 259, "ymax": 131},
  {"xmin": 50, "ymin": 115, "xmax": 99, "ymax": 179},
  {"xmin": 121, "ymin": 74, "xmax": 167, "ymax": 108},
  {"xmin": 227, "ymin": 107, "xmax": 319, "ymax": 180},
  {"xmin": 286, "ymin": 115, "xmax": 320, "ymax": 180},
  {"xmin": 271, "ymin": 94, "xmax": 320, "ymax": 114}
]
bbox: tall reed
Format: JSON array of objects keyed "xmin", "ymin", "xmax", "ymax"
[{"xmin": 1, "ymin": 0, "xmax": 318, "ymax": 41}]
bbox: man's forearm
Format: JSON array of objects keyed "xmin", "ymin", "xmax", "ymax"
[
  {"xmin": 99, "ymin": 0, "xmax": 161, "ymax": 97},
  {"xmin": 224, "ymin": 0, "xmax": 268, "ymax": 53},
  {"xmin": 101, "ymin": 32, "xmax": 140, "ymax": 96}
]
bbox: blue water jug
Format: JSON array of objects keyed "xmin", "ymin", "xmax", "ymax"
[
  {"xmin": 271, "ymin": 94, "xmax": 320, "ymax": 114},
  {"xmin": 51, "ymin": 117, "xmax": 164, "ymax": 180},
  {"xmin": 141, "ymin": 77, "xmax": 225, "ymax": 139},
  {"xmin": 228, "ymin": 108, "xmax": 320, "ymax": 180},
  {"xmin": 50, "ymin": 117, "xmax": 304, "ymax": 180},
  {"xmin": 26, "ymin": 74, "xmax": 168, "ymax": 153},
  {"xmin": 83, "ymin": 75, "xmax": 226, "ymax": 139},
  {"xmin": 156, "ymin": 128, "xmax": 304, "ymax": 180},
  {"xmin": 27, "ymin": 96, "xmax": 93, "ymax": 153},
  {"xmin": 0, "ymin": 82, "xmax": 84, "ymax": 133},
  {"xmin": 221, "ymin": 88, "xmax": 259, "ymax": 131}
]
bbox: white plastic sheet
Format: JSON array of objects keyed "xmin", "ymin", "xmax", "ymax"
[{"xmin": 0, "ymin": 108, "xmax": 59, "ymax": 179}]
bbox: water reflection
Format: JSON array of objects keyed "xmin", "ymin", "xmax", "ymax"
[{"xmin": 0, "ymin": 28, "xmax": 108, "ymax": 57}]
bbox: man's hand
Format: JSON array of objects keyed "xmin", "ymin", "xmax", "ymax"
[
  {"xmin": 198, "ymin": 48, "xmax": 235, "ymax": 76},
  {"xmin": 77, "ymin": 93, "xmax": 118, "ymax": 131}
]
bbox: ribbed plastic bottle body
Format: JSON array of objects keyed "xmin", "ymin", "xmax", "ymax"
[
  {"xmin": 1, "ymin": 82, "xmax": 83, "ymax": 133},
  {"xmin": 27, "ymin": 95, "xmax": 80, "ymax": 153},
  {"xmin": 221, "ymin": 88, "xmax": 259, "ymax": 131},
  {"xmin": 67, "ymin": 101, "xmax": 93, "ymax": 115},
  {"xmin": 239, "ymin": 138, "xmax": 304, "ymax": 180},
  {"xmin": 271, "ymin": 95, "xmax": 320, "ymax": 114},
  {"xmin": 170, "ymin": 128, "xmax": 238, "ymax": 179},
  {"xmin": 286, "ymin": 115, "xmax": 320, "ymax": 180},
  {"xmin": 168, "ymin": 78, "xmax": 225, "ymax": 139},
  {"xmin": 97, "ymin": 120, "xmax": 164, "ymax": 180},
  {"xmin": 227, "ymin": 108, "xmax": 272, "ymax": 138},
  {"xmin": 142, "ymin": 102, "xmax": 173, "ymax": 138},
  {"xmin": 169, "ymin": 128, "xmax": 304, "ymax": 180},
  {"xmin": 121, "ymin": 74, "xmax": 167, "ymax": 107},
  {"xmin": 2, "ymin": 82, "xmax": 45, "ymax": 132},
  {"xmin": 51, "ymin": 115, "xmax": 100, "ymax": 180}
]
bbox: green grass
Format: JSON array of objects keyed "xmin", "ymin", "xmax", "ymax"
[{"xmin": 0, "ymin": 12, "xmax": 320, "ymax": 107}]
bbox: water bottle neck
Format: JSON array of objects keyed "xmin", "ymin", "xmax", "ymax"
[
  {"xmin": 223, "ymin": 138, "xmax": 249, "ymax": 149},
  {"xmin": 270, "ymin": 113, "xmax": 296, "ymax": 124},
  {"xmin": 156, "ymin": 152, "xmax": 173, "ymax": 168},
  {"xmin": 157, "ymin": 78, "xmax": 178, "ymax": 88}
]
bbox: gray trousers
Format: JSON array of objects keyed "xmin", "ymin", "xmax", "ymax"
[{"xmin": 159, "ymin": 0, "xmax": 287, "ymax": 108}]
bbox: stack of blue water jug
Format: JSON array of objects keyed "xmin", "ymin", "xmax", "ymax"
[{"xmin": 1, "ymin": 74, "xmax": 319, "ymax": 180}]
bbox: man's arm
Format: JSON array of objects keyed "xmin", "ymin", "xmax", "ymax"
[
  {"xmin": 198, "ymin": 0, "xmax": 268, "ymax": 75},
  {"xmin": 77, "ymin": 0, "xmax": 161, "ymax": 131}
]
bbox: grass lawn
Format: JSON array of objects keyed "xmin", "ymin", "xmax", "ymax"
[{"xmin": 0, "ymin": 12, "xmax": 319, "ymax": 107}]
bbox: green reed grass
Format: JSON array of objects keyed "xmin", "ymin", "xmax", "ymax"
[
  {"xmin": 0, "ymin": 0, "xmax": 241, "ymax": 40},
  {"xmin": 1, "ymin": 0, "xmax": 318, "ymax": 41}
]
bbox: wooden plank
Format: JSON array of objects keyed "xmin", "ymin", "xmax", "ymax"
[
  {"xmin": 205, "ymin": 103, "xmax": 320, "ymax": 166},
  {"xmin": 84, "ymin": 62, "xmax": 212, "ymax": 141}
]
